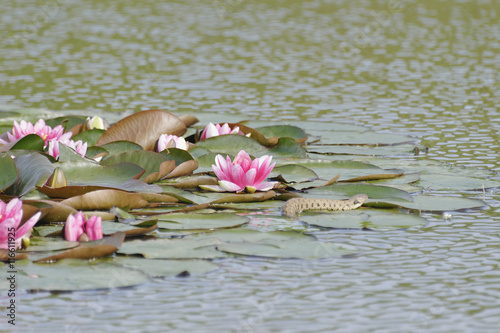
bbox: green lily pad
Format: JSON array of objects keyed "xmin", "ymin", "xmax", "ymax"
[
  {"xmin": 305, "ymin": 183, "xmax": 413, "ymax": 202},
  {"xmin": 0, "ymin": 259, "xmax": 150, "ymax": 291},
  {"xmin": 415, "ymin": 174, "xmax": 500, "ymax": 191},
  {"xmin": 71, "ymin": 129, "xmax": 105, "ymax": 146},
  {"xmin": 256, "ymin": 125, "xmax": 308, "ymax": 142},
  {"xmin": 160, "ymin": 148, "xmax": 195, "ymax": 166},
  {"xmin": 267, "ymin": 138, "xmax": 308, "ymax": 158},
  {"xmin": 308, "ymin": 144, "xmax": 422, "ymax": 156},
  {"xmin": 0, "ymin": 154, "xmax": 18, "ymax": 191},
  {"xmin": 184, "ymin": 228, "xmax": 316, "ymax": 243},
  {"xmin": 156, "ymin": 212, "xmax": 249, "ymax": 230},
  {"xmin": 196, "ymin": 134, "xmax": 264, "ymax": 157},
  {"xmin": 100, "ymin": 150, "xmax": 173, "ymax": 182},
  {"xmin": 26, "ymin": 237, "xmax": 79, "ymax": 252},
  {"xmin": 300, "ymin": 209, "xmax": 428, "ymax": 230},
  {"xmin": 99, "ymin": 141, "xmax": 143, "ymax": 155},
  {"xmin": 119, "ymin": 238, "xmax": 228, "ymax": 259},
  {"xmin": 10, "ymin": 134, "xmax": 45, "ymax": 151},
  {"xmin": 4, "ymin": 153, "xmax": 54, "ymax": 197},
  {"xmin": 366, "ymin": 195, "xmax": 487, "ymax": 211},
  {"xmin": 270, "ymin": 164, "xmax": 318, "ymax": 183},
  {"xmin": 114, "ymin": 257, "xmax": 218, "ymax": 277},
  {"xmin": 216, "ymin": 239, "xmax": 358, "ymax": 259}
]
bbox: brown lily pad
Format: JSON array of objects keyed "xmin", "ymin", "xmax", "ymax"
[
  {"xmin": 96, "ymin": 110, "xmax": 187, "ymax": 150},
  {"xmin": 35, "ymin": 232, "xmax": 126, "ymax": 263},
  {"xmin": 61, "ymin": 189, "xmax": 149, "ymax": 210}
]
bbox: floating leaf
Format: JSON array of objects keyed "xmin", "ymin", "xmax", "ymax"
[
  {"xmin": 0, "ymin": 134, "xmax": 45, "ymax": 153},
  {"xmin": 113, "ymin": 257, "xmax": 218, "ymax": 277},
  {"xmin": 35, "ymin": 232, "xmax": 126, "ymax": 262},
  {"xmin": 119, "ymin": 238, "xmax": 228, "ymax": 259},
  {"xmin": 0, "ymin": 259, "xmax": 149, "ymax": 291},
  {"xmin": 160, "ymin": 148, "xmax": 194, "ymax": 166},
  {"xmin": 96, "ymin": 110, "xmax": 187, "ymax": 150},
  {"xmin": 71, "ymin": 129, "xmax": 105, "ymax": 146},
  {"xmin": 184, "ymin": 228, "xmax": 316, "ymax": 243},
  {"xmin": 24, "ymin": 237, "xmax": 79, "ymax": 252},
  {"xmin": 415, "ymin": 174, "xmax": 500, "ymax": 191},
  {"xmin": 101, "ymin": 221, "xmax": 157, "ymax": 237},
  {"xmin": 0, "ymin": 154, "xmax": 18, "ymax": 191},
  {"xmin": 305, "ymin": 183, "xmax": 413, "ymax": 202},
  {"xmin": 216, "ymin": 240, "xmax": 358, "ymax": 259},
  {"xmin": 196, "ymin": 135, "xmax": 264, "ymax": 157},
  {"xmin": 101, "ymin": 150, "xmax": 175, "ymax": 183},
  {"xmin": 267, "ymin": 138, "xmax": 307, "ymax": 158},
  {"xmin": 270, "ymin": 165, "xmax": 318, "ymax": 183},
  {"xmin": 165, "ymin": 160, "xmax": 198, "ymax": 179},
  {"xmin": 156, "ymin": 212, "xmax": 249, "ymax": 230},
  {"xmin": 366, "ymin": 195, "xmax": 487, "ymax": 211},
  {"xmin": 99, "ymin": 141, "xmax": 143, "ymax": 155},
  {"xmin": 25, "ymin": 199, "xmax": 77, "ymax": 222},
  {"xmin": 4, "ymin": 153, "xmax": 54, "ymax": 197},
  {"xmin": 61, "ymin": 189, "xmax": 149, "ymax": 210},
  {"xmin": 300, "ymin": 209, "xmax": 428, "ymax": 230},
  {"xmin": 256, "ymin": 125, "xmax": 308, "ymax": 143}
]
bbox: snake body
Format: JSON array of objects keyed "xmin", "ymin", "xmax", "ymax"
[{"xmin": 281, "ymin": 194, "xmax": 368, "ymax": 217}]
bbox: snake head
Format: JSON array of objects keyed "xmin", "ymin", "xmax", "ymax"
[{"xmin": 352, "ymin": 194, "xmax": 369, "ymax": 205}]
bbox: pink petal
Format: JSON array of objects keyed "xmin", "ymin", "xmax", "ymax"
[
  {"xmin": 200, "ymin": 123, "xmax": 219, "ymax": 140},
  {"xmin": 85, "ymin": 216, "xmax": 103, "ymax": 241},
  {"xmin": 242, "ymin": 168, "xmax": 257, "ymax": 187},
  {"xmin": 64, "ymin": 212, "xmax": 85, "ymax": 242},
  {"xmin": 219, "ymin": 123, "xmax": 231, "ymax": 135},
  {"xmin": 15, "ymin": 211, "xmax": 41, "ymax": 241},
  {"xmin": 219, "ymin": 180, "xmax": 244, "ymax": 192},
  {"xmin": 212, "ymin": 154, "xmax": 230, "ymax": 181},
  {"xmin": 254, "ymin": 181, "xmax": 279, "ymax": 191}
]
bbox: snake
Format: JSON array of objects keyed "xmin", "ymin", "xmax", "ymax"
[{"xmin": 281, "ymin": 194, "xmax": 368, "ymax": 217}]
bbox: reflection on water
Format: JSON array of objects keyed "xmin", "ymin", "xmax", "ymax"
[{"xmin": 1, "ymin": 0, "xmax": 500, "ymax": 331}]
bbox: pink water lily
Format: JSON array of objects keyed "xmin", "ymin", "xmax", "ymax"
[
  {"xmin": 0, "ymin": 119, "xmax": 72, "ymax": 146},
  {"xmin": 47, "ymin": 139, "xmax": 88, "ymax": 160},
  {"xmin": 209, "ymin": 150, "xmax": 278, "ymax": 193},
  {"xmin": 64, "ymin": 211, "xmax": 103, "ymax": 242},
  {"xmin": 0, "ymin": 198, "xmax": 41, "ymax": 250},
  {"xmin": 199, "ymin": 122, "xmax": 244, "ymax": 141},
  {"xmin": 157, "ymin": 134, "xmax": 188, "ymax": 151}
]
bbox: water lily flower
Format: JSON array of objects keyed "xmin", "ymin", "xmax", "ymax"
[
  {"xmin": 0, "ymin": 198, "xmax": 41, "ymax": 250},
  {"xmin": 64, "ymin": 211, "xmax": 103, "ymax": 242},
  {"xmin": 83, "ymin": 116, "xmax": 107, "ymax": 131},
  {"xmin": 209, "ymin": 150, "xmax": 278, "ymax": 193},
  {"xmin": 199, "ymin": 122, "xmax": 244, "ymax": 141},
  {"xmin": 47, "ymin": 139, "xmax": 88, "ymax": 160},
  {"xmin": 0, "ymin": 119, "xmax": 72, "ymax": 146},
  {"xmin": 157, "ymin": 134, "xmax": 188, "ymax": 151}
]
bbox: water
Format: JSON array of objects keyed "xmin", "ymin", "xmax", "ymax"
[{"xmin": 1, "ymin": 0, "xmax": 500, "ymax": 332}]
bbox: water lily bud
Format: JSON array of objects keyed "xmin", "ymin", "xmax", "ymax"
[
  {"xmin": 46, "ymin": 167, "xmax": 67, "ymax": 188},
  {"xmin": 84, "ymin": 116, "xmax": 107, "ymax": 131}
]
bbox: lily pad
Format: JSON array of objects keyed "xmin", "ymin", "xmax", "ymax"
[
  {"xmin": 270, "ymin": 164, "xmax": 318, "ymax": 183},
  {"xmin": 305, "ymin": 183, "xmax": 413, "ymax": 202},
  {"xmin": 61, "ymin": 189, "xmax": 149, "ymax": 210},
  {"xmin": 119, "ymin": 238, "xmax": 228, "ymax": 259},
  {"xmin": 366, "ymin": 195, "xmax": 487, "ymax": 211},
  {"xmin": 4, "ymin": 153, "xmax": 54, "ymax": 197},
  {"xmin": 99, "ymin": 141, "xmax": 144, "ymax": 155},
  {"xmin": 0, "ymin": 259, "xmax": 150, "ymax": 291},
  {"xmin": 196, "ymin": 134, "xmax": 264, "ymax": 157},
  {"xmin": 216, "ymin": 239, "xmax": 358, "ymax": 259},
  {"xmin": 256, "ymin": 125, "xmax": 308, "ymax": 143},
  {"xmin": 96, "ymin": 109, "xmax": 187, "ymax": 150},
  {"xmin": 114, "ymin": 257, "xmax": 218, "ymax": 277},
  {"xmin": 299, "ymin": 209, "xmax": 428, "ymax": 230},
  {"xmin": 100, "ymin": 150, "xmax": 175, "ymax": 183},
  {"xmin": 415, "ymin": 174, "xmax": 500, "ymax": 191},
  {"xmin": 184, "ymin": 228, "xmax": 317, "ymax": 243},
  {"xmin": 35, "ymin": 232, "xmax": 126, "ymax": 262},
  {"xmin": 71, "ymin": 129, "xmax": 105, "ymax": 146},
  {"xmin": 156, "ymin": 212, "xmax": 249, "ymax": 230},
  {"xmin": 25, "ymin": 237, "xmax": 79, "ymax": 252},
  {"xmin": 0, "ymin": 154, "xmax": 18, "ymax": 191}
]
